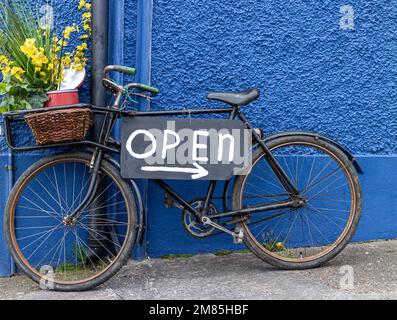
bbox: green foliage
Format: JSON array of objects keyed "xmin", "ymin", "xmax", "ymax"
[
  {"xmin": 71, "ymin": 243, "xmax": 88, "ymax": 265},
  {"xmin": 215, "ymin": 249, "xmax": 233, "ymax": 256},
  {"xmin": 0, "ymin": 0, "xmax": 50, "ymax": 112},
  {"xmin": 0, "ymin": 76, "xmax": 48, "ymax": 112}
]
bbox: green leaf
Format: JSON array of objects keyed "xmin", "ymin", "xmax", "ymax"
[
  {"xmin": 0, "ymin": 95, "xmax": 14, "ymax": 113},
  {"xmin": 0, "ymin": 98, "xmax": 8, "ymax": 108},
  {"xmin": 28, "ymin": 91, "xmax": 48, "ymax": 109},
  {"xmin": 7, "ymin": 84, "xmax": 29, "ymax": 99},
  {"xmin": 0, "ymin": 82, "xmax": 6, "ymax": 95}
]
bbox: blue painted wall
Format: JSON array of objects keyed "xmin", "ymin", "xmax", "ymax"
[{"xmin": 146, "ymin": 0, "xmax": 397, "ymax": 153}]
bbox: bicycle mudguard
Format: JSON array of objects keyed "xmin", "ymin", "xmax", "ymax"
[
  {"xmin": 256, "ymin": 131, "xmax": 364, "ymax": 174},
  {"xmin": 104, "ymin": 155, "xmax": 146, "ymax": 245}
]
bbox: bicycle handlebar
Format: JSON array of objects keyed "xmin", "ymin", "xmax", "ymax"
[
  {"xmin": 104, "ymin": 65, "xmax": 137, "ymax": 76},
  {"xmin": 103, "ymin": 65, "xmax": 159, "ymax": 96},
  {"xmin": 126, "ymin": 83, "xmax": 160, "ymax": 95}
]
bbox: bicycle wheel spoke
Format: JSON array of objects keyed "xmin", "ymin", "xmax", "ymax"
[
  {"xmin": 26, "ymin": 186, "xmax": 60, "ymax": 217},
  {"xmin": 274, "ymin": 210, "xmax": 299, "ymax": 251},
  {"xmin": 74, "ymin": 233, "xmax": 105, "ymax": 272},
  {"xmin": 43, "ymin": 171, "xmax": 68, "ymax": 210},
  {"xmin": 36, "ymin": 232, "xmax": 65, "ymax": 269},
  {"xmin": 248, "ymin": 208, "xmax": 294, "ymax": 230},
  {"xmin": 21, "ymin": 195, "xmax": 60, "ymax": 221},
  {"xmin": 26, "ymin": 223, "xmax": 63, "ymax": 260},
  {"xmin": 53, "ymin": 166, "xmax": 65, "ymax": 215},
  {"xmin": 302, "ymin": 210, "xmax": 315, "ymax": 248},
  {"xmin": 18, "ymin": 205, "xmax": 58, "ymax": 216},
  {"xmin": 64, "ymin": 163, "xmax": 69, "ymax": 213},
  {"xmin": 304, "ymin": 162, "xmax": 350, "ymax": 196},
  {"xmin": 77, "ymin": 222, "xmax": 121, "ymax": 253},
  {"xmin": 20, "ymin": 223, "xmax": 63, "ymax": 251},
  {"xmin": 34, "ymin": 177, "xmax": 64, "ymax": 211},
  {"xmin": 303, "ymin": 158, "xmax": 334, "ymax": 193},
  {"xmin": 68, "ymin": 168, "xmax": 103, "ymax": 211}
]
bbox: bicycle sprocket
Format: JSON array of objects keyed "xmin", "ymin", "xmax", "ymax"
[{"xmin": 182, "ymin": 199, "xmax": 219, "ymax": 238}]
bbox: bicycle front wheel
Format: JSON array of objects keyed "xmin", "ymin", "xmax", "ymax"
[
  {"xmin": 232, "ymin": 135, "xmax": 362, "ymax": 270},
  {"xmin": 4, "ymin": 153, "xmax": 137, "ymax": 291}
]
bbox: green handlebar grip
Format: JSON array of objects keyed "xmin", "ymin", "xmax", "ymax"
[
  {"xmin": 137, "ymin": 84, "xmax": 159, "ymax": 95},
  {"xmin": 114, "ymin": 65, "xmax": 137, "ymax": 76}
]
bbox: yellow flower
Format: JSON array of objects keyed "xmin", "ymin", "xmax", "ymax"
[
  {"xmin": 12, "ymin": 0, "xmax": 91, "ymax": 87},
  {"xmin": 63, "ymin": 26, "xmax": 76, "ymax": 40},
  {"xmin": 2, "ymin": 65, "xmax": 11, "ymax": 76},
  {"xmin": 52, "ymin": 45, "xmax": 61, "ymax": 53},
  {"xmin": 10, "ymin": 67, "xmax": 25, "ymax": 81},
  {"xmin": 63, "ymin": 56, "xmax": 72, "ymax": 68},
  {"xmin": 21, "ymin": 38, "xmax": 49, "ymax": 68},
  {"xmin": 73, "ymin": 64, "xmax": 84, "ymax": 71},
  {"xmin": 23, "ymin": 38, "xmax": 36, "ymax": 49},
  {"xmin": 78, "ymin": 0, "xmax": 86, "ymax": 10},
  {"xmin": 0, "ymin": 55, "xmax": 10, "ymax": 65},
  {"xmin": 58, "ymin": 40, "xmax": 68, "ymax": 47}
]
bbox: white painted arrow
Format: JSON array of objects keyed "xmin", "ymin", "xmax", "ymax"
[{"xmin": 141, "ymin": 163, "xmax": 209, "ymax": 180}]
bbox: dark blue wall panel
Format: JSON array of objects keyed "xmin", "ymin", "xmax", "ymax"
[{"xmin": 0, "ymin": 155, "xmax": 13, "ymax": 276}]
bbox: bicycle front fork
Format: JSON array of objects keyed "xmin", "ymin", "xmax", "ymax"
[{"xmin": 63, "ymin": 148, "xmax": 104, "ymax": 225}]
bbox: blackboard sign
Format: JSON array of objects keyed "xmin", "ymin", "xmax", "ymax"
[{"xmin": 121, "ymin": 117, "xmax": 252, "ymax": 181}]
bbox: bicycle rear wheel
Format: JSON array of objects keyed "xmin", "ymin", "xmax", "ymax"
[
  {"xmin": 4, "ymin": 152, "xmax": 137, "ymax": 291},
  {"xmin": 232, "ymin": 135, "xmax": 362, "ymax": 269}
]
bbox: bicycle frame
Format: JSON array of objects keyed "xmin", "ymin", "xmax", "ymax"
[{"xmin": 3, "ymin": 102, "xmax": 303, "ymax": 225}]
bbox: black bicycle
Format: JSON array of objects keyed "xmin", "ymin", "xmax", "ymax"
[{"xmin": 2, "ymin": 65, "xmax": 363, "ymax": 291}]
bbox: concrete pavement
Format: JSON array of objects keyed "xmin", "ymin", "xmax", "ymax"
[{"xmin": 1, "ymin": 240, "xmax": 397, "ymax": 300}]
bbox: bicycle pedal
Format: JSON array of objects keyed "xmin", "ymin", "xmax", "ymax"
[{"xmin": 233, "ymin": 227, "xmax": 244, "ymax": 245}]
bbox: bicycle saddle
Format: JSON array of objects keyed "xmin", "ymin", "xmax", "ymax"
[{"xmin": 207, "ymin": 88, "xmax": 260, "ymax": 106}]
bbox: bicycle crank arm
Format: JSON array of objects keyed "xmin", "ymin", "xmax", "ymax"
[{"xmin": 202, "ymin": 217, "xmax": 244, "ymax": 244}]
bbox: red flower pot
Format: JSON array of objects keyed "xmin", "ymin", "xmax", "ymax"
[{"xmin": 44, "ymin": 89, "xmax": 80, "ymax": 108}]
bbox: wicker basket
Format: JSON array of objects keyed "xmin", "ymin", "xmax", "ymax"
[{"xmin": 25, "ymin": 108, "xmax": 92, "ymax": 145}]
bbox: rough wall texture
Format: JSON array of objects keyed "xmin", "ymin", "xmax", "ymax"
[
  {"xmin": 124, "ymin": 0, "xmax": 397, "ymax": 155},
  {"xmin": 125, "ymin": 1, "xmax": 137, "ymax": 66}
]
